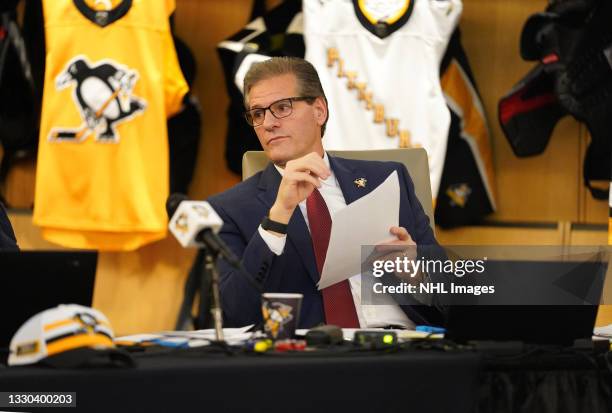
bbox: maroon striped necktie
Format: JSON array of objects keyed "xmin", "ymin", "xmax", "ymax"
[{"xmin": 306, "ymin": 188, "xmax": 360, "ymax": 328}]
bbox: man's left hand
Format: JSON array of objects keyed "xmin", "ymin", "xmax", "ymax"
[{"xmin": 371, "ymin": 226, "xmax": 421, "ymax": 282}]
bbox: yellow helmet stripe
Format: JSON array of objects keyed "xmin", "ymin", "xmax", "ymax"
[
  {"xmin": 43, "ymin": 318, "xmax": 80, "ymax": 332},
  {"xmin": 46, "ymin": 333, "xmax": 114, "ymax": 357},
  {"xmin": 44, "ymin": 317, "xmax": 112, "ymax": 333}
]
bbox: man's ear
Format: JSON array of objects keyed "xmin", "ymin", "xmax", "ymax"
[{"xmin": 313, "ymin": 97, "xmax": 328, "ymax": 126}]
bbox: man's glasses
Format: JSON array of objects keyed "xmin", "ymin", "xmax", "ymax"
[{"xmin": 244, "ymin": 96, "xmax": 316, "ymax": 127}]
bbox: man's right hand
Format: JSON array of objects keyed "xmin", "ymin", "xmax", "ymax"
[{"xmin": 268, "ymin": 152, "xmax": 331, "ymax": 225}]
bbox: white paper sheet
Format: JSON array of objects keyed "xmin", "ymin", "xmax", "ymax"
[
  {"xmin": 115, "ymin": 325, "xmax": 255, "ymax": 347},
  {"xmin": 159, "ymin": 325, "xmax": 254, "ymax": 345},
  {"xmin": 159, "ymin": 325, "xmax": 254, "ymax": 339},
  {"xmin": 318, "ymin": 171, "xmax": 400, "ymax": 290},
  {"xmin": 114, "ymin": 333, "xmax": 163, "ymax": 344}
]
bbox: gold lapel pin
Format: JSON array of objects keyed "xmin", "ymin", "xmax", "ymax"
[{"xmin": 354, "ymin": 177, "xmax": 367, "ymax": 188}]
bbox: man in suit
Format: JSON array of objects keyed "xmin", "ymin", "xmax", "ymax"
[
  {"xmin": 208, "ymin": 57, "xmax": 442, "ymax": 329},
  {"xmin": 0, "ymin": 202, "xmax": 18, "ymax": 250}
]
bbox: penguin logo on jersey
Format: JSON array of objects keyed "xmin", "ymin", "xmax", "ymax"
[
  {"xmin": 446, "ymin": 183, "xmax": 472, "ymax": 208},
  {"xmin": 49, "ymin": 56, "xmax": 146, "ymax": 143}
]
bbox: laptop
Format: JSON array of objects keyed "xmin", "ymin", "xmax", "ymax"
[
  {"xmin": 0, "ymin": 251, "xmax": 98, "ymax": 353},
  {"xmin": 444, "ymin": 259, "xmax": 608, "ymax": 345}
]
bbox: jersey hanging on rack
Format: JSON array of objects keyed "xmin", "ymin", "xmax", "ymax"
[
  {"xmin": 219, "ymin": 0, "xmax": 495, "ymax": 227},
  {"xmin": 303, "ymin": 0, "xmax": 496, "ymax": 227},
  {"xmin": 304, "ymin": 0, "xmax": 461, "ymax": 201},
  {"xmin": 33, "ymin": 0, "xmax": 188, "ymax": 250},
  {"xmin": 217, "ymin": 0, "xmax": 304, "ymax": 174},
  {"xmin": 436, "ymin": 28, "xmax": 496, "ymax": 227}
]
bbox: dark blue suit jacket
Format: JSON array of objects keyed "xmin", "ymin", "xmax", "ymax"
[
  {"xmin": 208, "ymin": 155, "xmax": 443, "ymax": 328},
  {"xmin": 0, "ymin": 202, "xmax": 18, "ymax": 250}
]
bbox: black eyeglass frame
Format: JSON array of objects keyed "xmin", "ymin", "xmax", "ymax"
[{"xmin": 244, "ymin": 96, "xmax": 317, "ymax": 127}]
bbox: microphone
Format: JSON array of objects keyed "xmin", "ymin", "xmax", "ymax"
[{"xmin": 166, "ymin": 193, "xmax": 239, "ymax": 267}]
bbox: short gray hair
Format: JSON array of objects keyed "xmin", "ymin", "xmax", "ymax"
[{"xmin": 243, "ymin": 57, "xmax": 329, "ymax": 136}]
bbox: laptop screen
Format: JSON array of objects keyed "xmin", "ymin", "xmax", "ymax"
[
  {"xmin": 444, "ymin": 259, "xmax": 608, "ymax": 344},
  {"xmin": 0, "ymin": 251, "xmax": 97, "ymax": 352}
]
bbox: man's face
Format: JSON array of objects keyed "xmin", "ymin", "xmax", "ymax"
[{"xmin": 247, "ymin": 74, "xmax": 327, "ymax": 166}]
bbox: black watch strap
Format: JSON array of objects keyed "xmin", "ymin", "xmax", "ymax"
[{"xmin": 261, "ymin": 216, "xmax": 288, "ymax": 234}]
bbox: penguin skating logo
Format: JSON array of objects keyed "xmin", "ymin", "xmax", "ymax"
[
  {"xmin": 50, "ymin": 56, "xmax": 146, "ymax": 143},
  {"xmin": 262, "ymin": 301, "xmax": 294, "ymax": 339}
]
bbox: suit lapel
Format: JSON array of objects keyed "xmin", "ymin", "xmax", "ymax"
[
  {"xmin": 257, "ymin": 163, "xmax": 319, "ymax": 284},
  {"xmin": 256, "ymin": 163, "xmax": 281, "ymax": 209},
  {"xmin": 329, "ymin": 155, "xmax": 369, "ymax": 205}
]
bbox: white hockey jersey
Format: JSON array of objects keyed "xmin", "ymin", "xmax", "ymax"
[{"xmin": 304, "ymin": 0, "xmax": 462, "ymax": 197}]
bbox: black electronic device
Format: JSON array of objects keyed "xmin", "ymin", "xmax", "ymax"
[
  {"xmin": 353, "ymin": 331, "xmax": 398, "ymax": 349},
  {"xmin": 445, "ymin": 259, "xmax": 607, "ymax": 345},
  {"xmin": 305, "ymin": 325, "xmax": 343, "ymax": 346},
  {"xmin": 0, "ymin": 251, "xmax": 98, "ymax": 353}
]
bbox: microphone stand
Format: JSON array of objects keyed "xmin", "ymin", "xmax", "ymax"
[
  {"xmin": 176, "ymin": 247, "xmax": 224, "ymax": 342},
  {"xmin": 203, "ymin": 248, "xmax": 224, "ymax": 342},
  {"xmin": 174, "ymin": 230, "xmax": 262, "ymax": 339},
  {"xmin": 168, "ymin": 196, "xmax": 262, "ymax": 339}
]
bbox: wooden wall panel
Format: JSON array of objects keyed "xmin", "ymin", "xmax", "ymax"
[
  {"xmin": 460, "ymin": 0, "xmax": 585, "ymax": 223},
  {"xmin": 3, "ymin": 159, "xmax": 36, "ymax": 209},
  {"xmin": 437, "ymin": 224, "xmax": 564, "ymax": 246},
  {"xmin": 569, "ymin": 225, "xmax": 608, "ymax": 246},
  {"xmin": 93, "ymin": 238, "xmax": 195, "ymax": 335},
  {"xmin": 8, "ymin": 211, "xmax": 65, "ymax": 250}
]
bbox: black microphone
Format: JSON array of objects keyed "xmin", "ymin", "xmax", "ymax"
[
  {"xmin": 166, "ymin": 193, "xmax": 239, "ymax": 266},
  {"xmin": 197, "ymin": 231, "xmax": 240, "ymax": 267},
  {"xmin": 166, "ymin": 193, "xmax": 188, "ymax": 219},
  {"xmin": 166, "ymin": 193, "xmax": 263, "ymax": 293}
]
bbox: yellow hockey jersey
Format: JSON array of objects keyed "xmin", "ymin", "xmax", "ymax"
[{"xmin": 34, "ymin": 0, "xmax": 188, "ymax": 250}]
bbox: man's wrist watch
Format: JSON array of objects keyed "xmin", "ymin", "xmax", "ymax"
[{"xmin": 261, "ymin": 216, "xmax": 288, "ymax": 234}]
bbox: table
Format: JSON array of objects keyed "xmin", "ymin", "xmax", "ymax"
[
  {"xmin": 479, "ymin": 347, "xmax": 612, "ymax": 413},
  {"xmin": 1, "ymin": 347, "xmax": 479, "ymax": 413},
  {"xmin": 1, "ymin": 344, "xmax": 610, "ymax": 413}
]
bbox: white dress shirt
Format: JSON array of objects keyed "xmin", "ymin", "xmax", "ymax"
[{"xmin": 257, "ymin": 153, "xmax": 415, "ymax": 329}]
